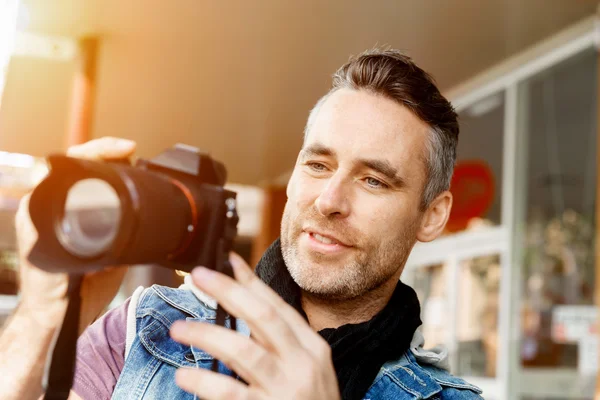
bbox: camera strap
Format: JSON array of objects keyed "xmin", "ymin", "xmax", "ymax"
[
  {"xmin": 42, "ymin": 274, "xmax": 83, "ymax": 400},
  {"xmin": 211, "ymin": 197, "xmax": 239, "ymax": 375},
  {"xmin": 211, "ymin": 239, "xmax": 237, "ymax": 374}
]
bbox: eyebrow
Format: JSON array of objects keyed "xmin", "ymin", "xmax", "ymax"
[
  {"xmin": 358, "ymin": 158, "xmax": 406, "ymax": 187},
  {"xmin": 300, "ymin": 143, "xmax": 406, "ymax": 188},
  {"xmin": 301, "ymin": 143, "xmax": 335, "ymax": 158}
]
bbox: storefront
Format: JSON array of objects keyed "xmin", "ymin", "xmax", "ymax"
[{"xmin": 403, "ymin": 15, "xmax": 599, "ymax": 399}]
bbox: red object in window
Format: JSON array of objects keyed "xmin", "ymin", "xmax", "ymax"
[{"xmin": 446, "ymin": 160, "xmax": 495, "ymax": 232}]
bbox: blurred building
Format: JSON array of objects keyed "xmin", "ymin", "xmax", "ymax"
[
  {"xmin": 404, "ymin": 15, "xmax": 599, "ymax": 399},
  {"xmin": 1, "ymin": 2, "xmax": 600, "ymax": 399}
]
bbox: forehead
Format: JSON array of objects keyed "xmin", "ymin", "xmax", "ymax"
[{"xmin": 304, "ymin": 89, "xmax": 430, "ymax": 176}]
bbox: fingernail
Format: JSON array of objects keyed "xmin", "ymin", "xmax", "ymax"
[
  {"xmin": 116, "ymin": 139, "xmax": 134, "ymax": 150},
  {"xmin": 192, "ymin": 266, "xmax": 215, "ymax": 281}
]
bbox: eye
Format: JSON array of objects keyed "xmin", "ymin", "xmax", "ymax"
[
  {"xmin": 306, "ymin": 162, "xmax": 328, "ymax": 172},
  {"xmin": 365, "ymin": 177, "xmax": 388, "ymax": 189}
]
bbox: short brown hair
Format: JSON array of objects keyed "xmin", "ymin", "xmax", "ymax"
[{"xmin": 305, "ymin": 48, "xmax": 459, "ymax": 209}]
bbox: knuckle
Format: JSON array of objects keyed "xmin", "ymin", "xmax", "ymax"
[
  {"xmin": 241, "ymin": 341, "xmax": 269, "ymax": 366},
  {"xmin": 255, "ymin": 304, "xmax": 279, "ymax": 323},
  {"xmin": 237, "ymin": 340, "xmax": 258, "ymax": 360},
  {"xmin": 234, "ymin": 340, "xmax": 279, "ymax": 378},
  {"xmin": 251, "ymin": 348, "xmax": 273, "ymax": 371}
]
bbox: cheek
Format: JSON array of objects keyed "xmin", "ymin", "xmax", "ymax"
[
  {"xmin": 288, "ymin": 173, "xmax": 320, "ymax": 209},
  {"xmin": 353, "ymin": 197, "xmax": 416, "ymax": 240},
  {"xmin": 351, "ymin": 198, "xmax": 387, "ymax": 231}
]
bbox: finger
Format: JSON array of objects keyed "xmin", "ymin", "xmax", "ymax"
[
  {"xmin": 170, "ymin": 320, "xmax": 278, "ymax": 388},
  {"xmin": 66, "ymin": 136, "xmax": 136, "ymax": 160},
  {"xmin": 175, "ymin": 367, "xmax": 258, "ymax": 400},
  {"xmin": 228, "ymin": 253, "xmax": 328, "ymax": 355},
  {"xmin": 190, "ymin": 267, "xmax": 302, "ymax": 357}
]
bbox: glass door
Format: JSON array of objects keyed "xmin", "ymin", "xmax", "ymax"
[{"xmin": 515, "ymin": 46, "xmax": 597, "ymax": 400}]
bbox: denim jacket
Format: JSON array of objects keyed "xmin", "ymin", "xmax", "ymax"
[{"xmin": 111, "ymin": 284, "xmax": 483, "ymax": 399}]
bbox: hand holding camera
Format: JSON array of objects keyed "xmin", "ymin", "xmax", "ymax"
[
  {"xmin": 15, "ymin": 137, "xmax": 135, "ymax": 331},
  {"xmin": 19, "ymin": 135, "xmax": 241, "ymax": 398}
]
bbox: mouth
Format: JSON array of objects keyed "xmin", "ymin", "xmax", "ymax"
[{"xmin": 302, "ymin": 228, "xmax": 352, "ymax": 250}]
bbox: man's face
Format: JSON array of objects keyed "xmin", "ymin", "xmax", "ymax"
[{"xmin": 281, "ymin": 88, "xmax": 431, "ymax": 300}]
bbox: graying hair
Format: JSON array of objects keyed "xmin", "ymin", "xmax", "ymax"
[{"xmin": 303, "ymin": 48, "xmax": 458, "ymax": 210}]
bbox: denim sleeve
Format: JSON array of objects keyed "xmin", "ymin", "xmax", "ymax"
[{"xmin": 72, "ymin": 298, "xmax": 130, "ymax": 400}]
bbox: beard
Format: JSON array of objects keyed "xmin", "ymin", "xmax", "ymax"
[{"xmin": 280, "ymin": 203, "xmax": 419, "ymax": 301}]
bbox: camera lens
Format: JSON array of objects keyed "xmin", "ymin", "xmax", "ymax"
[{"xmin": 56, "ymin": 178, "xmax": 122, "ymax": 258}]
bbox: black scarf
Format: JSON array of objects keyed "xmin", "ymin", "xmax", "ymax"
[{"xmin": 255, "ymin": 239, "xmax": 422, "ymax": 400}]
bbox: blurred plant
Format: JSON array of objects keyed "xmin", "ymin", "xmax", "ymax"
[
  {"xmin": 463, "ymin": 218, "xmax": 502, "ymax": 292},
  {"xmin": 524, "ymin": 208, "xmax": 595, "ymax": 308}
]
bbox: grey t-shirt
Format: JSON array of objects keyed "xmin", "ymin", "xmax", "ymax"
[{"xmin": 72, "ymin": 298, "xmax": 129, "ymax": 400}]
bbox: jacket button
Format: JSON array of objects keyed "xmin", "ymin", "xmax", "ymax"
[{"xmin": 185, "ymin": 352, "xmax": 195, "ymax": 363}]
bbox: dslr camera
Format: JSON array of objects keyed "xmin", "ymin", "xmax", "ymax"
[{"xmin": 27, "ymin": 143, "xmax": 239, "ymax": 275}]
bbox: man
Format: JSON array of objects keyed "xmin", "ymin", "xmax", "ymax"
[{"xmin": 1, "ymin": 49, "xmax": 483, "ymax": 399}]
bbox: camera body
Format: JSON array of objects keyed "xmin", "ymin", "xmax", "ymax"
[{"xmin": 28, "ymin": 144, "xmax": 238, "ymax": 275}]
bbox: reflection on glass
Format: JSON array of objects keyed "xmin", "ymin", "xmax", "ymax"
[
  {"xmin": 456, "ymin": 254, "xmax": 501, "ymax": 378},
  {"xmin": 519, "ymin": 48, "xmax": 597, "ymax": 371},
  {"xmin": 447, "ymin": 92, "xmax": 504, "ymax": 234},
  {"xmin": 413, "ymin": 263, "xmax": 447, "ymax": 349}
]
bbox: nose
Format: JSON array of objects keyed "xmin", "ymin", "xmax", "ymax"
[{"xmin": 315, "ymin": 174, "xmax": 350, "ymax": 218}]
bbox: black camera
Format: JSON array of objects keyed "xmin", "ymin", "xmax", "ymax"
[{"xmin": 27, "ymin": 143, "xmax": 239, "ymax": 275}]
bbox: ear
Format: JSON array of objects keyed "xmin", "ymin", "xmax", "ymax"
[{"xmin": 417, "ymin": 191, "xmax": 453, "ymax": 243}]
